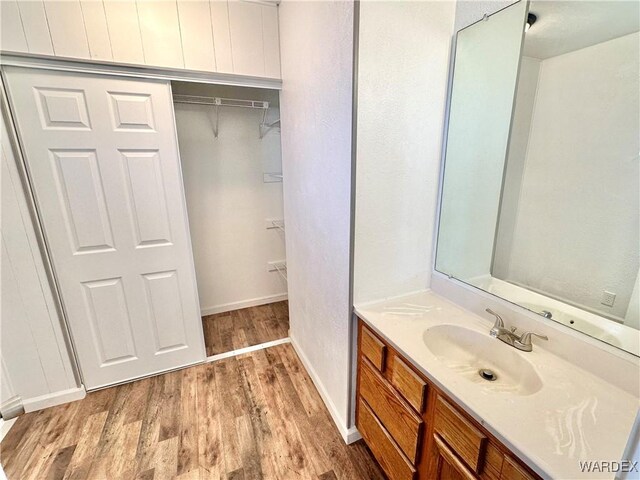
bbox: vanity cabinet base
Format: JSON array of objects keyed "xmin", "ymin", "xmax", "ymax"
[{"xmin": 355, "ymin": 319, "xmax": 540, "ymax": 480}]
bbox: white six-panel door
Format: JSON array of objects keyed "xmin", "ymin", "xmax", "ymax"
[{"xmin": 4, "ymin": 67, "xmax": 205, "ymax": 389}]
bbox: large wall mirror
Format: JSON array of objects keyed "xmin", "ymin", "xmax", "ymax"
[{"xmin": 436, "ymin": 0, "xmax": 639, "ymax": 356}]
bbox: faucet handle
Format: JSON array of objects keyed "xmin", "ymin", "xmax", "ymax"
[
  {"xmin": 518, "ymin": 331, "xmax": 548, "ymax": 346},
  {"xmin": 485, "ymin": 308, "xmax": 504, "ymax": 328}
]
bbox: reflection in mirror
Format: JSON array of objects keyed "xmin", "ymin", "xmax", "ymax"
[{"xmin": 436, "ymin": 1, "xmax": 640, "ymax": 356}]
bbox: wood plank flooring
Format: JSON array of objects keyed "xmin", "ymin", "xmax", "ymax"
[
  {"xmin": 202, "ymin": 302, "xmax": 290, "ymax": 357},
  {"xmin": 0, "ymin": 343, "xmax": 384, "ymax": 480}
]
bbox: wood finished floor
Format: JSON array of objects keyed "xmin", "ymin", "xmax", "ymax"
[
  {"xmin": 0, "ymin": 343, "xmax": 384, "ymax": 480},
  {"xmin": 202, "ymin": 302, "xmax": 289, "ymax": 357}
]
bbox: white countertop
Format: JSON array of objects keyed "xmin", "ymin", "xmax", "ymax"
[{"xmin": 355, "ymin": 290, "xmax": 640, "ymax": 480}]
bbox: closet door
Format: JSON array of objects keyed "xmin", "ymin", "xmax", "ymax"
[{"xmin": 4, "ymin": 67, "xmax": 205, "ymax": 389}]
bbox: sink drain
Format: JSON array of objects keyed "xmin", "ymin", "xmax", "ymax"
[{"xmin": 478, "ymin": 368, "xmax": 498, "ymax": 382}]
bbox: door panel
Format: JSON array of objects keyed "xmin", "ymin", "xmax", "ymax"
[
  {"xmin": 108, "ymin": 92, "xmax": 156, "ymax": 131},
  {"xmin": 82, "ymin": 277, "xmax": 138, "ymax": 366},
  {"xmin": 4, "ymin": 67, "xmax": 205, "ymax": 389},
  {"xmin": 51, "ymin": 149, "xmax": 115, "ymax": 254},
  {"xmin": 120, "ymin": 150, "xmax": 173, "ymax": 247},
  {"xmin": 142, "ymin": 270, "xmax": 189, "ymax": 353},
  {"xmin": 35, "ymin": 87, "xmax": 91, "ymax": 130}
]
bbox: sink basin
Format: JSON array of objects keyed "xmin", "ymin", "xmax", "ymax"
[{"xmin": 423, "ymin": 325, "xmax": 543, "ymax": 396}]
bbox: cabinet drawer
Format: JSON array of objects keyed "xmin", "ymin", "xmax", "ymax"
[
  {"xmin": 391, "ymin": 356, "xmax": 427, "ymax": 413},
  {"xmin": 357, "ymin": 398, "xmax": 417, "ymax": 480},
  {"xmin": 433, "ymin": 396, "xmax": 487, "ymax": 474},
  {"xmin": 361, "ymin": 325, "xmax": 386, "ymax": 371},
  {"xmin": 360, "ymin": 358, "xmax": 423, "ymax": 463}
]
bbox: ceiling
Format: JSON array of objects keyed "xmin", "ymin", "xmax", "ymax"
[{"xmin": 524, "ymin": 1, "xmax": 640, "ymax": 59}]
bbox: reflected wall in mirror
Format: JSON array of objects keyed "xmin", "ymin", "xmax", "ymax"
[{"xmin": 436, "ymin": 0, "xmax": 640, "ymax": 356}]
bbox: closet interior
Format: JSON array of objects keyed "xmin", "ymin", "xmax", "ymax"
[{"xmin": 171, "ymin": 82, "xmax": 289, "ymax": 358}]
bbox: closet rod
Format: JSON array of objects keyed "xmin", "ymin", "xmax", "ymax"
[{"xmin": 172, "ymin": 94, "xmax": 269, "ymax": 110}]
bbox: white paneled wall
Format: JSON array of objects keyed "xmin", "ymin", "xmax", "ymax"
[
  {"xmin": 16, "ymin": 1, "xmax": 53, "ymax": 55},
  {"xmin": 137, "ymin": 0, "xmax": 183, "ymax": 69},
  {"xmin": 177, "ymin": 0, "xmax": 216, "ymax": 71},
  {"xmin": 209, "ymin": 0, "xmax": 234, "ymax": 73},
  {"xmin": 261, "ymin": 5, "xmax": 281, "ymax": 79},
  {"xmin": 229, "ymin": 1, "xmax": 264, "ymax": 77},
  {"xmin": 1, "ymin": 109, "xmax": 82, "ymax": 412},
  {"xmin": 103, "ymin": 1, "xmax": 144, "ymax": 64},
  {"xmin": 0, "ymin": 0, "xmax": 281, "ymax": 79},
  {"xmin": 80, "ymin": 0, "xmax": 113, "ymax": 61},
  {"xmin": 43, "ymin": 1, "xmax": 90, "ymax": 58},
  {"xmin": 0, "ymin": 1, "xmax": 28, "ymax": 52}
]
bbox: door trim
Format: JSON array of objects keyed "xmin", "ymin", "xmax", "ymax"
[{"xmin": 0, "ymin": 53, "xmax": 283, "ymax": 91}]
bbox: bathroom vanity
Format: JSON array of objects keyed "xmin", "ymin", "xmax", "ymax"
[
  {"xmin": 354, "ymin": 292, "xmax": 639, "ymax": 480},
  {"xmin": 355, "ymin": 321, "xmax": 539, "ymax": 480}
]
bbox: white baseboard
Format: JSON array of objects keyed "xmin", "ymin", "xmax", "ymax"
[
  {"xmin": 346, "ymin": 425, "xmax": 362, "ymax": 444},
  {"xmin": 200, "ymin": 293, "xmax": 288, "ymax": 316},
  {"xmin": 290, "ymin": 336, "xmax": 352, "ymax": 444},
  {"xmin": 0, "ymin": 418, "xmax": 17, "ymax": 442},
  {"xmin": 23, "ymin": 385, "xmax": 86, "ymax": 412},
  {"xmin": 0, "ymin": 395, "xmax": 24, "ymax": 419}
]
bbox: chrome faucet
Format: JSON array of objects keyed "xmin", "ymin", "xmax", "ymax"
[{"xmin": 485, "ymin": 308, "xmax": 548, "ymax": 352}]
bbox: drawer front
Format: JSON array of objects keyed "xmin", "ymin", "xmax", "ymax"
[
  {"xmin": 361, "ymin": 325, "xmax": 386, "ymax": 371},
  {"xmin": 360, "ymin": 358, "xmax": 423, "ymax": 463},
  {"xmin": 391, "ymin": 356, "xmax": 427, "ymax": 413},
  {"xmin": 433, "ymin": 396, "xmax": 487, "ymax": 474},
  {"xmin": 357, "ymin": 398, "xmax": 417, "ymax": 480},
  {"xmin": 501, "ymin": 456, "xmax": 536, "ymax": 480}
]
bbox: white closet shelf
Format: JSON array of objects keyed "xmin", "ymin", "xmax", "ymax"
[
  {"xmin": 173, "ymin": 94, "xmax": 280, "ymax": 139},
  {"xmin": 173, "ymin": 94, "xmax": 269, "ymax": 109}
]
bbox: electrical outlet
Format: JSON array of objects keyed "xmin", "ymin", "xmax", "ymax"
[{"xmin": 601, "ymin": 291, "xmax": 616, "ymax": 307}]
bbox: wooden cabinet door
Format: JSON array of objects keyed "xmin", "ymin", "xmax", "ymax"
[{"xmin": 433, "ymin": 435, "xmax": 477, "ymax": 480}]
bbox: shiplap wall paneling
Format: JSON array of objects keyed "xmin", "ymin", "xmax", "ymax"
[
  {"xmin": 262, "ymin": 4, "xmax": 281, "ymax": 78},
  {"xmin": 1, "ymin": 0, "xmax": 282, "ymax": 79},
  {"xmin": 177, "ymin": 0, "xmax": 216, "ymax": 72},
  {"xmin": 1, "ymin": 241, "xmax": 50, "ymax": 398},
  {"xmin": 137, "ymin": 0, "xmax": 184, "ymax": 69},
  {"xmin": 79, "ymin": 0, "xmax": 113, "ymax": 61},
  {"xmin": 0, "ymin": 1, "xmax": 28, "ymax": 53},
  {"xmin": 43, "ymin": 1, "xmax": 90, "ymax": 58},
  {"xmin": 228, "ymin": 1, "xmax": 264, "ymax": 77},
  {"xmin": 103, "ymin": 0, "xmax": 145, "ymax": 65},
  {"xmin": 15, "ymin": 1, "xmax": 53, "ymax": 55},
  {"xmin": 1, "ymin": 356, "xmax": 17, "ymax": 409},
  {"xmin": 1, "ymin": 112, "xmax": 78, "ymax": 401},
  {"xmin": 210, "ymin": 0, "xmax": 234, "ymax": 73}
]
